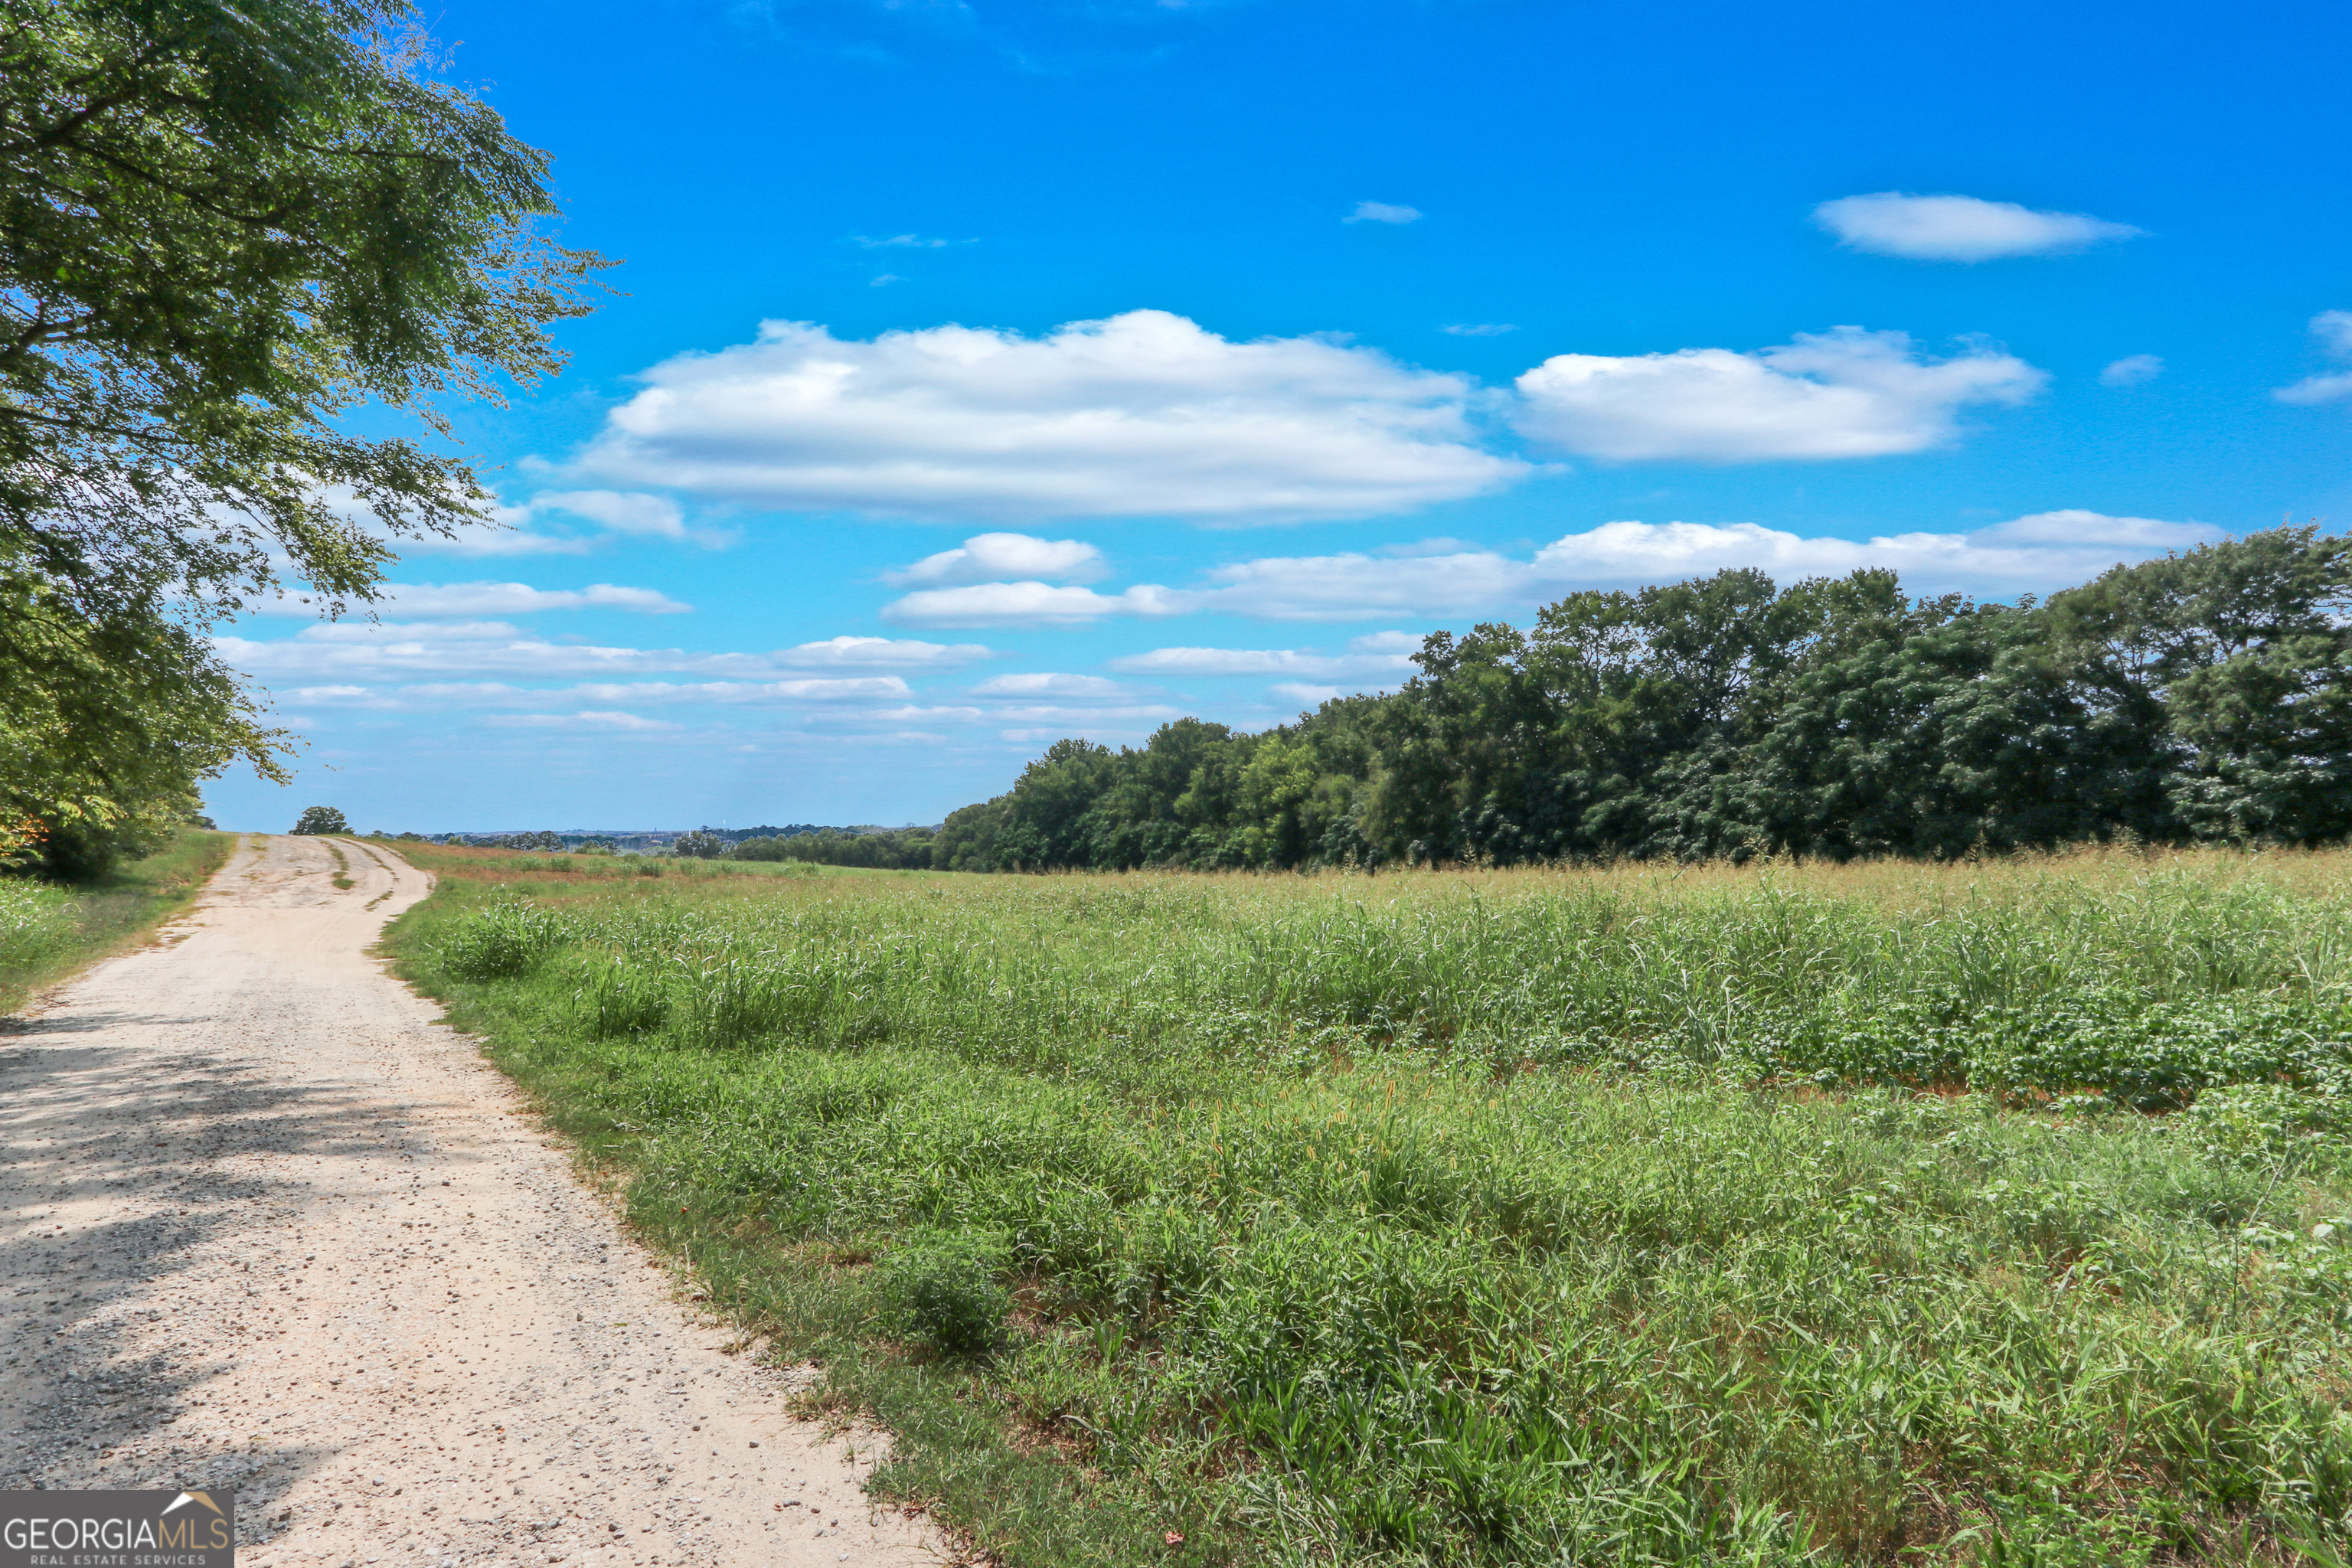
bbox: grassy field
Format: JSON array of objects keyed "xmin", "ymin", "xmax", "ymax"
[
  {"xmin": 381, "ymin": 841, "xmax": 2352, "ymax": 1566},
  {"xmin": 0, "ymin": 828, "xmax": 234, "ymax": 1014}
]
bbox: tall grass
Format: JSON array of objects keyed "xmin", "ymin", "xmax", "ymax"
[
  {"xmin": 0, "ymin": 880, "xmax": 82, "ymax": 985},
  {"xmin": 387, "ymin": 846, "xmax": 2352, "ymax": 1566}
]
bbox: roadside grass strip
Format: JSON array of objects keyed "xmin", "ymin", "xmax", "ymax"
[
  {"xmin": 384, "ymin": 845, "xmax": 2352, "ymax": 1566},
  {"xmin": 0, "ymin": 828, "xmax": 234, "ymax": 1013}
]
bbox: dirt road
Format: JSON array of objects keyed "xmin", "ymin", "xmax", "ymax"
[{"xmin": 0, "ymin": 834, "xmax": 938, "ymax": 1568}]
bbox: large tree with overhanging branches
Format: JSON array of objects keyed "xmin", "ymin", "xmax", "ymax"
[{"xmin": 0, "ymin": 0, "xmax": 606, "ymax": 871}]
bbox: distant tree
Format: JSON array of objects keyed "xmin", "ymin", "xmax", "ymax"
[
  {"xmin": 576, "ymin": 838, "xmax": 615, "ymax": 855},
  {"xmin": 291, "ymin": 806, "xmax": 348, "ymax": 835},
  {"xmin": 671, "ymin": 830, "xmax": 728, "ymax": 860},
  {"xmin": 729, "ymin": 827, "xmax": 937, "ymax": 870}
]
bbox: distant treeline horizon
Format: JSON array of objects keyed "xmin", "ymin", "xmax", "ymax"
[
  {"xmin": 401, "ymin": 525, "xmax": 2351, "ymax": 877},
  {"xmin": 380, "ymin": 824, "xmax": 923, "ymax": 850},
  {"xmin": 852, "ymin": 524, "xmax": 2350, "ymax": 874}
]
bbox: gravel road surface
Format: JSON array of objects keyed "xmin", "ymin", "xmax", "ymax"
[{"xmin": 0, "ymin": 834, "xmax": 939, "ymax": 1568}]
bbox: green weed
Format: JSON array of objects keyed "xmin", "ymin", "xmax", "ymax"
[
  {"xmin": 1, "ymin": 828, "xmax": 233, "ymax": 1013},
  {"xmin": 384, "ymin": 847, "xmax": 2352, "ymax": 1566}
]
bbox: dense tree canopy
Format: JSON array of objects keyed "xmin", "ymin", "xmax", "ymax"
[
  {"xmin": 1, "ymin": 0, "xmax": 604, "ymax": 874},
  {"xmin": 914, "ymin": 526, "xmax": 2352, "ymax": 874}
]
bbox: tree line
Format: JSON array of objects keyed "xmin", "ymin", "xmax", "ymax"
[
  {"xmin": 913, "ymin": 525, "xmax": 2351, "ymax": 873},
  {"xmin": 724, "ymin": 827, "xmax": 939, "ymax": 870}
]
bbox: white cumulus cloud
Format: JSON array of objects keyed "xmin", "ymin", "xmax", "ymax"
[
  {"xmin": 1814, "ymin": 192, "xmax": 2144, "ymax": 261},
  {"xmin": 2275, "ymin": 311, "xmax": 2352, "ymax": 405},
  {"xmin": 1345, "ymin": 201, "xmax": 1423, "ymax": 225},
  {"xmin": 884, "ymin": 532, "xmax": 1107, "ymax": 586},
  {"xmin": 1513, "ymin": 327, "xmax": 2046, "ymax": 462},
  {"xmin": 573, "ymin": 309, "xmax": 1526, "ymax": 523}
]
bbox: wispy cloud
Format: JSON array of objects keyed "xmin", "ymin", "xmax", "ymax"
[
  {"xmin": 255, "ymin": 581, "xmax": 692, "ymax": 618},
  {"xmin": 969, "ymin": 672, "xmax": 1132, "ymax": 697},
  {"xmin": 362, "ymin": 488, "xmax": 701, "ymax": 557},
  {"xmin": 283, "ymin": 675, "xmax": 922, "ymax": 717},
  {"xmin": 486, "ymin": 710, "xmax": 678, "ymax": 731},
  {"xmin": 531, "ymin": 490, "xmax": 689, "ymax": 539},
  {"xmin": 881, "ymin": 580, "xmax": 1182, "ymax": 628},
  {"xmin": 1344, "ymin": 201, "xmax": 1423, "ymax": 225},
  {"xmin": 774, "ymin": 635, "xmax": 992, "ymax": 669},
  {"xmin": 1442, "ymin": 323, "xmax": 1517, "ymax": 337},
  {"xmin": 2100, "ymin": 354, "xmax": 2164, "ymax": 387},
  {"xmin": 877, "ymin": 509, "xmax": 2200, "ymax": 629},
  {"xmin": 563, "ymin": 678, "xmax": 913, "ymax": 704},
  {"xmin": 1165, "ymin": 511, "xmax": 2218, "ymax": 620},
  {"xmin": 1814, "ymin": 192, "xmax": 2143, "ymax": 261},
  {"xmin": 2275, "ymin": 311, "xmax": 2352, "ymax": 405},
  {"xmin": 217, "ymin": 622, "xmax": 983, "ymax": 681},
  {"xmin": 1108, "ymin": 632, "xmax": 1418, "ymax": 678}
]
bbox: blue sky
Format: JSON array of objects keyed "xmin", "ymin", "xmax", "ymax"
[{"xmin": 205, "ymin": 0, "xmax": 2352, "ymax": 831}]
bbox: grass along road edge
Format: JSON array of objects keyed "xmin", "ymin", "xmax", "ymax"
[
  {"xmin": 372, "ymin": 841, "xmax": 1147, "ymax": 1567},
  {"xmin": 374, "ymin": 841, "xmax": 2352, "ymax": 1566},
  {"xmin": 1, "ymin": 828, "xmax": 235, "ymax": 1016}
]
